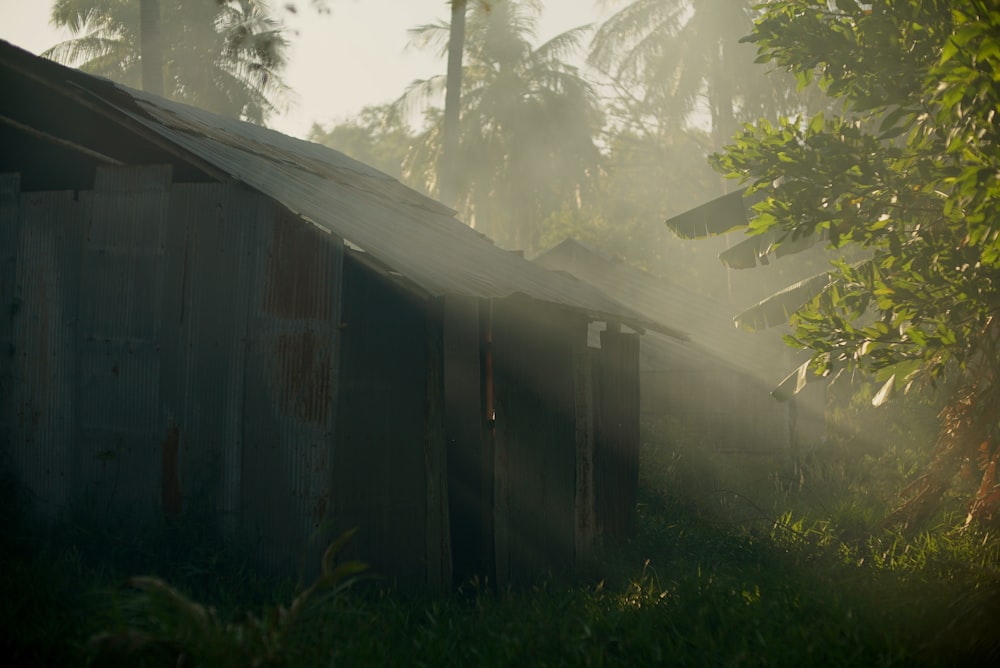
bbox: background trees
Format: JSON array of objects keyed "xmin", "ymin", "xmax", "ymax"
[
  {"xmin": 676, "ymin": 0, "xmax": 1000, "ymax": 528},
  {"xmin": 397, "ymin": 0, "xmax": 603, "ymax": 253},
  {"xmin": 45, "ymin": 0, "xmax": 290, "ymax": 123}
]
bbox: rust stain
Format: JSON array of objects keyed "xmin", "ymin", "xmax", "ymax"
[
  {"xmin": 161, "ymin": 422, "xmax": 183, "ymax": 518},
  {"xmin": 312, "ymin": 492, "xmax": 328, "ymax": 525},
  {"xmin": 262, "ymin": 213, "xmax": 326, "ymax": 319},
  {"xmin": 270, "ymin": 330, "xmax": 331, "ymax": 425}
]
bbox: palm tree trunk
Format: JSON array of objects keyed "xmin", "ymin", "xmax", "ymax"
[
  {"xmin": 139, "ymin": 0, "xmax": 163, "ymax": 96},
  {"xmin": 442, "ymin": 0, "xmax": 467, "ymax": 206}
]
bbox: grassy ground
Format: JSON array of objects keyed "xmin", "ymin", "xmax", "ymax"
[{"xmin": 3, "ymin": 437, "xmax": 1000, "ymax": 667}]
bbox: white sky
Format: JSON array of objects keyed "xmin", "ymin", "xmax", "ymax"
[{"xmin": 0, "ymin": 1, "xmax": 611, "ymax": 138}]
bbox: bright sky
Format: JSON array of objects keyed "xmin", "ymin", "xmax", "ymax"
[{"xmin": 0, "ymin": 1, "xmax": 610, "ymax": 139}]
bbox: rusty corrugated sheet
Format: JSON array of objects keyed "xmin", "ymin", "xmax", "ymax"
[
  {"xmin": 241, "ymin": 201, "xmax": 342, "ymax": 573},
  {"xmin": 9, "ymin": 187, "xmax": 83, "ymax": 519},
  {"xmin": 0, "ymin": 173, "xmax": 20, "ymax": 451},
  {"xmin": 75, "ymin": 166, "xmax": 171, "ymax": 521},
  {"xmin": 161, "ymin": 182, "xmax": 261, "ymax": 534},
  {"xmin": 330, "ymin": 253, "xmax": 429, "ymax": 587},
  {"xmin": 0, "ymin": 41, "xmax": 666, "ymax": 335}
]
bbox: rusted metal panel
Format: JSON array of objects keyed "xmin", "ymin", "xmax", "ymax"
[
  {"xmin": 330, "ymin": 252, "xmax": 428, "ymax": 588},
  {"xmin": 0, "ymin": 57, "xmax": 667, "ymax": 332},
  {"xmin": 595, "ymin": 328, "xmax": 640, "ymax": 540},
  {"xmin": 0, "ymin": 173, "xmax": 21, "ymax": 451},
  {"xmin": 162, "ymin": 182, "xmax": 261, "ymax": 532},
  {"xmin": 492, "ymin": 298, "xmax": 578, "ymax": 583},
  {"xmin": 75, "ymin": 165, "xmax": 171, "ymax": 522},
  {"xmin": 8, "ymin": 187, "xmax": 83, "ymax": 519},
  {"xmin": 241, "ymin": 202, "xmax": 342, "ymax": 574}
]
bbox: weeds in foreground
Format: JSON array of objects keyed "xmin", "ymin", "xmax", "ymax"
[
  {"xmin": 86, "ymin": 530, "xmax": 366, "ymax": 668},
  {"xmin": 4, "ymin": 433, "xmax": 1000, "ymax": 667}
]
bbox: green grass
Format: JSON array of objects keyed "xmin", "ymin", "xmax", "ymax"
[{"xmin": 3, "ymin": 437, "xmax": 1000, "ymax": 667}]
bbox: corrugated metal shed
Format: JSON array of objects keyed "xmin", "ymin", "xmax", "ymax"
[
  {"xmin": 0, "ymin": 39, "xmax": 667, "ymax": 336},
  {"xmin": 0, "ymin": 40, "xmax": 656, "ymax": 584}
]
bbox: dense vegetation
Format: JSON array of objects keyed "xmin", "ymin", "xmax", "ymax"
[
  {"xmin": 15, "ymin": 2, "xmax": 997, "ymax": 665},
  {"xmin": 4, "ymin": 422, "xmax": 999, "ymax": 667},
  {"xmin": 668, "ymin": 0, "xmax": 1000, "ymax": 528}
]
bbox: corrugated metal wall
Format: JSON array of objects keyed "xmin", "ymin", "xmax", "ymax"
[
  {"xmin": 76, "ymin": 167, "xmax": 171, "ymax": 523},
  {"xmin": 3, "ymin": 165, "xmax": 344, "ymax": 574},
  {"xmin": 6, "ymin": 179, "xmax": 84, "ymax": 520},
  {"xmin": 241, "ymin": 203, "xmax": 343, "ymax": 574},
  {"xmin": 3, "ymin": 162, "xmax": 645, "ymax": 585},
  {"xmin": 162, "ymin": 183, "xmax": 261, "ymax": 535},
  {"xmin": 331, "ymin": 253, "xmax": 429, "ymax": 588},
  {"xmin": 492, "ymin": 299, "xmax": 582, "ymax": 584},
  {"xmin": 595, "ymin": 328, "xmax": 640, "ymax": 540},
  {"xmin": 0, "ymin": 174, "xmax": 21, "ymax": 472}
]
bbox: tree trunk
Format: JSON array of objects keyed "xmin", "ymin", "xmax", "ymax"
[
  {"xmin": 441, "ymin": 0, "xmax": 467, "ymax": 207},
  {"xmin": 139, "ymin": 0, "xmax": 164, "ymax": 96}
]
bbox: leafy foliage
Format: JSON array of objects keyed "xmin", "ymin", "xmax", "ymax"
[
  {"xmin": 308, "ymin": 104, "xmax": 415, "ymax": 180},
  {"xmin": 86, "ymin": 530, "xmax": 367, "ymax": 667},
  {"xmin": 700, "ymin": 0, "xmax": 1000, "ymax": 527},
  {"xmin": 398, "ymin": 0, "xmax": 603, "ymax": 253}
]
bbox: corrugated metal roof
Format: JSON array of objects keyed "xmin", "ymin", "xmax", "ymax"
[
  {"xmin": 0, "ymin": 40, "xmax": 664, "ymax": 334},
  {"xmin": 532, "ymin": 238, "xmax": 797, "ymax": 385}
]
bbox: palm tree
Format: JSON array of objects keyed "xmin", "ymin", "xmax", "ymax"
[
  {"xmin": 589, "ymin": 0, "xmax": 810, "ymax": 153},
  {"xmin": 441, "ymin": 0, "xmax": 468, "ymax": 206},
  {"xmin": 402, "ymin": 0, "xmax": 603, "ymax": 253},
  {"xmin": 44, "ymin": 0, "xmax": 289, "ymax": 124}
]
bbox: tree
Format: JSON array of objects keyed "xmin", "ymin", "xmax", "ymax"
[
  {"xmin": 44, "ymin": 0, "xmax": 290, "ymax": 124},
  {"xmin": 670, "ymin": 0, "xmax": 1000, "ymax": 528},
  {"xmin": 589, "ymin": 0, "xmax": 816, "ymax": 154},
  {"xmin": 308, "ymin": 104, "xmax": 415, "ymax": 180},
  {"xmin": 401, "ymin": 0, "xmax": 603, "ymax": 253},
  {"xmin": 441, "ymin": 0, "xmax": 468, "ymax": 206}
]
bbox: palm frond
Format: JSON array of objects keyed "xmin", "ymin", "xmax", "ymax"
[
  {"xmin": 733, "ymin": 271, "xmax": 833, "ymax": 332},
  {"xmin": 772, "ymin": 359, "xmax": 819, "ymax": 401},
  {"xmin": 533, "ymin": 24, "xmax": 591, "ymax": 63},
  {"xmin": 665, "ymin": 188, "xmax": 760, "ymax": 239},
  {"xmin": 719, "ymin": 227, "xmax": 825, "ymax": 269}
]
